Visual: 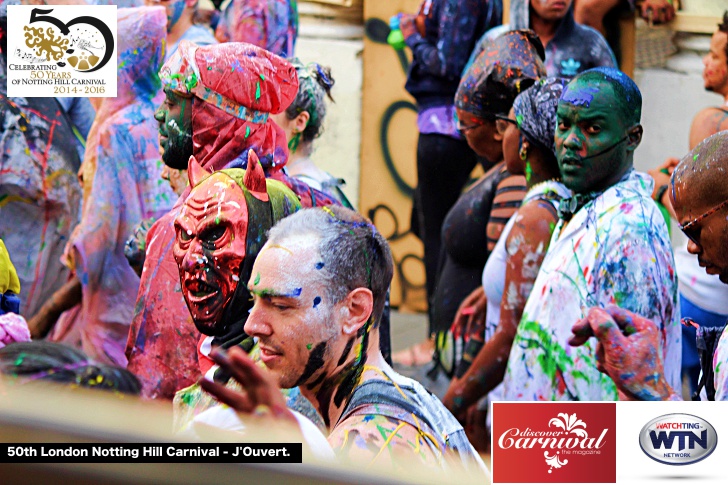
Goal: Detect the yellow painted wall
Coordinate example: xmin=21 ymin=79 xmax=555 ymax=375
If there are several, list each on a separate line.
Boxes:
xmin=360 ymin=0 xmax=425 ymax=312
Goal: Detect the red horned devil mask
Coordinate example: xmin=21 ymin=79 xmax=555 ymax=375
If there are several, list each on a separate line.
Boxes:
xmin=173 ymin=151 xmax=300 ymax=336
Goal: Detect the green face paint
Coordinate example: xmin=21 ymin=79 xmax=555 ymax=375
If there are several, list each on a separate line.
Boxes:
xmin=155 ymin=89 xmax=193 ymax=170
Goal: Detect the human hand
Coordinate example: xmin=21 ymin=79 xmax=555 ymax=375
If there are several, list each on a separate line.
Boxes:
xmin=569 ymin=306 xmax=680 ymax=400
xmin=451 ymin=286 xmax=487 ymax=342
xmin=648 ymin=157 xmax=679 ymax=200
xmin=639 ymin=0 xmax=676 ymax=24
xmin=199 ymin=347 xmax=298 ymax=426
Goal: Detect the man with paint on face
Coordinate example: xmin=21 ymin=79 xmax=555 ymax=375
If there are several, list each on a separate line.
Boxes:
xmin=200 ymin=206 xmax=487 ymax=472
xmin=144 ymin=0 xmax=217 ymax=61
xmin=126 ymin=42 xmax=339 ymax=399
xmin=501 ymin=67 xmax=681 ymax=401
xmin=171 ymin=154 xmax=326 ymax=431
xmin=570 ymin=131 xmax=728 ymax=401
xmin=469 ymin=0 xmax=616 ymax=78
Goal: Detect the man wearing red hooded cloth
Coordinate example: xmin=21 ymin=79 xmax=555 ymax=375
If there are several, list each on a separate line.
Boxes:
xmin=126 ymin=41 xmax=338 ymax=399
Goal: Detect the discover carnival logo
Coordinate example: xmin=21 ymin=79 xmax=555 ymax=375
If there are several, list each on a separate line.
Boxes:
xmin=639 ymin=413 xmax=718 ymax=466
xmin=492 ymin=403 xmax=616 ymax=483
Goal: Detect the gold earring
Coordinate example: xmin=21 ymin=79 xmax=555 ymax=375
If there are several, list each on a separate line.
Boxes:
xmin=519 ymin=145 xmax=528 ymax=161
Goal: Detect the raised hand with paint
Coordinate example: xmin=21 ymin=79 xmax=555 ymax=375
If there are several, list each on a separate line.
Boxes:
xmin=443 ymin=79 xmax=571 ymax=423
xmin=200 ymin=206 xmax=487 ymax=473
xmin=501 ymin=67 xmax=681 ymax=401
xmin=569 ymin=306 xmax=679 ymax=400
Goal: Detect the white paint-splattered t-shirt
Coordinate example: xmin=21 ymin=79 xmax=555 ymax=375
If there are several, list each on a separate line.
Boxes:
xmin=712 ymin=330 xmax=728 ymax=400
xmin=503 ymin=170 xmax=681 ymax=401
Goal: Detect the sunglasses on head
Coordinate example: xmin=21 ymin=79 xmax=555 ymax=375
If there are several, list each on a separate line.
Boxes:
xmin=679 ymin=199 xmax=728 ymax=245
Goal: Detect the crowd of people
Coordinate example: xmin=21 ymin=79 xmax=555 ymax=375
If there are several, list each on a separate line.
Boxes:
xmin=1 ymin=0 xmax=728 ymax=474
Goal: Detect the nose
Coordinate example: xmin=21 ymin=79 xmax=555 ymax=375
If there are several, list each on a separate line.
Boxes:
xmin=161 ymin=165 xmax=170 ymax=181
xmin=181 ymin=238 xmax=205 ymax=273
xmin=703 ymin=53 xmax=710 ymax=67
xmin=686 ymin=239 xmax=701 ymax=255
xmin=562 ymin=129 xmax=582 ymax=150
xmin=154 ymin=107 xmax=164 ymax=123
xmin=244 ymin=302 xmax=272 ymax=338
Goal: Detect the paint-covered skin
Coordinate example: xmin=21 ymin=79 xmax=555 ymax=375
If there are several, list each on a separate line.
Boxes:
xmin=467 ymin=0 xmax=616 ymax=79
xmin=502 ymin=170 xmax=681 ymax=401
xmin=215 ymin=0 xmax=298 ymax=58
xmin=47 ymin=7 xmax=176 ymax=366
xmin=164 ymin=0 xmax=186 ymax=32
xmin=555 ymin=78 xmax=635 ymax=194
xmin=569 ymin=306 xmax=681 ymax=401
xmin=155 ymin=89 xmax=193 ymax=170
xmin=702 ymin=29 xmax=728 ymax=95
xmin=173 ymin=172 xmax=248 ymax=335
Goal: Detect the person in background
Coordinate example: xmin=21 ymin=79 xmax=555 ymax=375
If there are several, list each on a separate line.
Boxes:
xmin=144 ymin=0 xmax=217 ymax=61
xmin=215 ymin=0 xmax=297 ymax=57
xmin=473 ymin=0 xmax=616 ymax=78
xmin=0 ymin=1 xmax=83 ymax=320
xmin=28 ymin=8 xmax=177 ymax=368
xmin=443 ymin=79 xmax=570 ymax=450
xmin=393 ymin=0 xmax=503 ymax=366
xmin=645 ymin=11 xmax=728 ymax=397
xmin=0 ymin=239 xmax=31 ymax=349
xmin=272 ymin=59 xmax=353 ymax=208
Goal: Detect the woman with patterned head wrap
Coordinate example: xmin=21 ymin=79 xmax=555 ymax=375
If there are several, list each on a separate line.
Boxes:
xmin=126 ymin=41 xmax=338 ymax=399
xmin=27 ymin=7 xmax=177 ymax=368
xmin=428 ymin=30 xmax=544 ymax=379
xmin=444 ymin=79 xmax=571 ymax=446
xmin=271 ymin=59 xmax=352 ymax=208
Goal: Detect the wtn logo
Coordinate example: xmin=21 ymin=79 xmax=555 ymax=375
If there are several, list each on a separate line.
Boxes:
xmin=639 ymin=414 xmax=717 ymax=465
xmin=649 ymin=430 xmax=707 ymax=451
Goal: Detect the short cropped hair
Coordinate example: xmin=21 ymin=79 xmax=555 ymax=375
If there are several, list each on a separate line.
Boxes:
xmin=266 ymin=206 xmax=393 ymax=327
xmin=570 ymin=67 xmax=642 ymax=127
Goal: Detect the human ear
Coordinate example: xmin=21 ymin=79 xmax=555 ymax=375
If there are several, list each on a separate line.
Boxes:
xmin=626 ymin=125 xmax=643 ymax=151
xmin=340 ymin=288 xmax=374 ymax=336
xmin=294 ymin=111 xmax=310 ymax=135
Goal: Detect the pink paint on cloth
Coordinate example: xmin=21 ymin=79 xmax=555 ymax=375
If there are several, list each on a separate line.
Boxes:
xmin=49 ymin=7 xmax=176 ymax=367
xmin=0 ymin=313 xmax=31 ymax=349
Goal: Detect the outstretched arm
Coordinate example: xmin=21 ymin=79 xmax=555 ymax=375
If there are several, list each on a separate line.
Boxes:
xmin=569 ymin=306 xmax=681 ymax=400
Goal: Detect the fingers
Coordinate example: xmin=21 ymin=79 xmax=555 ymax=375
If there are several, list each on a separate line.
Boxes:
xmin=568 ymin=317 xmax=594 ymax=346
xmin=586 ymin=307 xmax=627 ymax=345
xmin=604 ymin=305 xmax=658 ymax=336
xmin=210 ymin=347 xmax=264 ymax=391
xmin=199 ymin=377 xmax=254 ymax=413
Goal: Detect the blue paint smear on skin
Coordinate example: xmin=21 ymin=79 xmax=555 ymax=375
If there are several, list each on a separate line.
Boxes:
xmin=561 ymin=86 xmax=599 ymax=107
xmin=167 ymin=0 xmax=186 ymax=31
xmin=313 ymin=296 xmax=321 ymax=308
xmin=315 ymin=262 xmax=324 ymax=270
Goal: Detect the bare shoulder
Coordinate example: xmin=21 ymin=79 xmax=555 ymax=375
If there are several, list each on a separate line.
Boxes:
xmin=690 ymin=107 xmax=728 ymax=148
xmin=508 ymin=200 xmax=559 ymax=242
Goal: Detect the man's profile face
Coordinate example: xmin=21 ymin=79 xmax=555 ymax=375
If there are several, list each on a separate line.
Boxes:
xmin=555 ymin=79 xmax=632 ymax=194
xmin=144 ymin=0 xmax=188 ymax=32
xmin=155 ymin=89 xmax=193 ymax=170
xmin=530 ymin=0 xmax=573 ymax=23
xmin=173 ymin=172 xmax=248 ymax=335
xmin=702 ymin=30 xmax=728 ymax=95
xmin=672 ymin=181 xmax=728 ymax=284
xmin=243 ymin=236 xmax=341 ymax=389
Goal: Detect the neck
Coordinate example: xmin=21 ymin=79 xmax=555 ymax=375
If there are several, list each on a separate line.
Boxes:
xmin=525 ymin=151 xmax=561 ymax=189
xmin=168 ymin=12 xmax=194 ymax=47
xmin=299 ymin=329 xmax=383 ymax=430
xmin=289 ymin=141 xmax=313 ymax=164
xmin=530 ymin=15 xmax=559 ymax=46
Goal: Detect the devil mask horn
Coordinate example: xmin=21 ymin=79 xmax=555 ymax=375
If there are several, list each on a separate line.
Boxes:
xmin=188 ymin=156 xmax=211 ymax=187
xmin=243 ymin=149 xmax=269 ymax=202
